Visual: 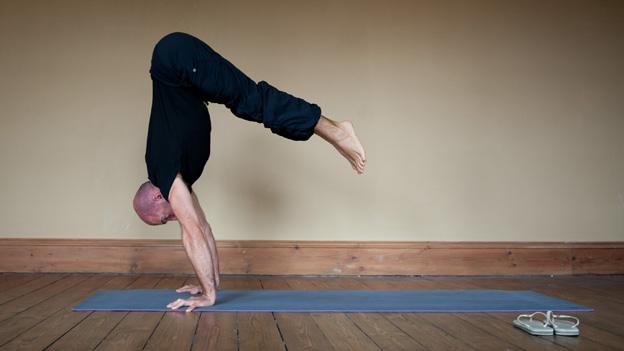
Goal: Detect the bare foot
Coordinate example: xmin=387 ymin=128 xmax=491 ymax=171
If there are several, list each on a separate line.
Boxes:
xmin=328 ymin=121 xmax=367 ymax=174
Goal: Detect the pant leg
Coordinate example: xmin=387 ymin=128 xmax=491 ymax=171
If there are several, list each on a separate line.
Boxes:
xmin=151 ymin=32 xmax=321 ymax=141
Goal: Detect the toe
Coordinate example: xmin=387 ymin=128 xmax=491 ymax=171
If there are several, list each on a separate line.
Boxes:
xmin=358 ymin=161 xmax=365 ymax=173
xmin=356 ymin=158 xmax=364 ymax=170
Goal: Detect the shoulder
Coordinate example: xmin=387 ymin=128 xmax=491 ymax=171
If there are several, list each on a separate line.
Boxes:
xmin=168 ymin=174 xmax=201 ymax=230
xmin=168 ymin=174 xmax=191 ymax=205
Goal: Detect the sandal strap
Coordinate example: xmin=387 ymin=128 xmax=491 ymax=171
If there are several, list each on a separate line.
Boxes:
xmin=551 ymin=313 xmax=580 ymax=328
xmin=516 ymin=311 xmax=550 ymax=326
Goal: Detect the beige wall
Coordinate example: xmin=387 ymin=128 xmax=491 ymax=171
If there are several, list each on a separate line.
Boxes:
xmin=0 ymin=0 xmax=622 ymax=241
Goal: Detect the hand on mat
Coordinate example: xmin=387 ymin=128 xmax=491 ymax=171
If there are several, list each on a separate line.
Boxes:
xmin=167 ymin=295 xmax=215 ymax=312
xmin=176 ymin=284 xmax=202 ymax=295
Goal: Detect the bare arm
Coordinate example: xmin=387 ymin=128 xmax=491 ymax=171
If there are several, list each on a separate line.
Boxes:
xmin=190 ymin=191 xmax=220 ymax=288
xmin=168 ymin=174 xmax=216 ymax=304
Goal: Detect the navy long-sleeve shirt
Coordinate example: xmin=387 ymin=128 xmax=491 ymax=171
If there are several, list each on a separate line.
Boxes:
xmin=145 ymin=32 xmax=321 ymax=201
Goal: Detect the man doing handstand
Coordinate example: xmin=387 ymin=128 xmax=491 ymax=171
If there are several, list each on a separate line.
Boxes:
xmin=133 ymin=32 xmax=366 ymax=312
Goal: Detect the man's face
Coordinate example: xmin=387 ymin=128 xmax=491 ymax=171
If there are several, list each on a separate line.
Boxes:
xmin=151 ymin=193 xmax=177 ymax=225
xmin=134 ymin=183 xmax=177 ymax=225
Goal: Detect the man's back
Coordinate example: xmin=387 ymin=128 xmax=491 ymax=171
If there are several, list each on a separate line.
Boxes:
xmin=146 ymin=33 xmax=214 ymax=201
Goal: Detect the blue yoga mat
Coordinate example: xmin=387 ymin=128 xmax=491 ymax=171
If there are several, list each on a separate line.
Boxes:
xmin=72 ymin=289 xmax=592 ymax=313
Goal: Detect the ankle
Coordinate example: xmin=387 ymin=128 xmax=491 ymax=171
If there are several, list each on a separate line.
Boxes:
xmin=314 ymin=115 xmax=344 ymax=143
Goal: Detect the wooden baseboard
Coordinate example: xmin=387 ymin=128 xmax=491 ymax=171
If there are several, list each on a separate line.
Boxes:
xmin=0 ymin=239 xmax=622 ymax=275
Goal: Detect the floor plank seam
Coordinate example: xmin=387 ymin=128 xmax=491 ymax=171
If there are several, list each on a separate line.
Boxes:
xmin=235 ymin=312 xmax=240 ymax=351
xmin=41 ymin=310 xmax=94 ymax=350
xmin=57 ymin=275 xmax=142 ymax=351
xmin=2 ymin=274 xmax=92 ymax=318
xmin=419 ymin=314 xmax=479 ymax=351
xmin=431 ymin=278 xmax=607 ymax=351
xmin=380 ymin=313 xmax=431 ymax=350
xmin=4 ymin=274 xmax=624 ymax=351
xmin=356 ymin=279 xmax=432 ymax=351
xmin=482 ymin=313 xmax=567 ymax=351
xmin=258 ymin=280 xmax=288 ymax=350
xmin=0 ymin=274 xmax=105 ymax=348
xmin=0 ymin=274 xmax=69 ymax=310
xmin=140 ymin=305 xmax=166 ymax=350
xmin=454 ymin=313 xmax=530 ymax=351
xmin=344 ymin=312 xmax=384 ymax=351
xmin=271 ymin=312 xmax=288 ymax=351
xmin=141 ymin=276 xmax=188 ymax=351
xmin=188 ymin=312 xmax=201 ymax=351
xmin=0 ymin=275 xmax=41 ymax=294
xmin=90 ymin=311 xmax=130 ymax=350
xmin=420 ymin=278 xmax=506 ymax=350
xmin=305 ymin=302 xmax=334 ymax=350
xmin=93 ymin=275 xmax=165 ymax=351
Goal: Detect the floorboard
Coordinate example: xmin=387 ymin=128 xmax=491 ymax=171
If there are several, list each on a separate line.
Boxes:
xmin=325 ymin=278 xmax=429 ymax=351
xmin=0 ymin=274 xmax=66 ymax=305
xmin=234 ymin=278 xmax=287 ymax=351
xmin=93 ymin=276 xmax=187 ymax=351
xmin=1 ymin=275 xmax=135 ymax=350
xmin=47 ymin=274 xmax=160 ymax=351
xmin=143 ymin=275 xmax=199 ymax=351
xmin=187 ymin=274 xmax=239 ymax=351
xmin=0 ymin=274 xmax=89 ymax=323
xmin=0 ymin=273 xmax=41 ymax=293
xmin=358 ymin=278 xmax=478 ymax=351
xmin=191 ymin=310 xmax=237 ymax=351
xmin=425 ymin=276 xmax=621 ymax=350
xmin=261 ymin=277 xmax=336 ymax=351
xmin=0 ymin=274 xmax=110 ymax=347
xmin=0 ymin=274 xmax=621 ymax=350
xmin=287 ymin=278 xmax=383 ymax=351
xmin=455 ymin=313 xmax=569 ymax=351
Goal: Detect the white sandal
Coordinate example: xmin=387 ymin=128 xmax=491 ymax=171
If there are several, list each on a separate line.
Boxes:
xmin=512 ymin=312 xmax=554 ymax=336
xmin=548 ymin=312 xmax=580 ymax=336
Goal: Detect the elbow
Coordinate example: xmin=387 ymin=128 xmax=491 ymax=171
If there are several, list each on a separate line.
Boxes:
xmin=181 ymin=224 xmax=204 ymax=240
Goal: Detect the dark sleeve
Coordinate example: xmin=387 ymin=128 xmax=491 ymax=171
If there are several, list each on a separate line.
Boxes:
xmin=194 ymin=49 xmax=321 ymax=141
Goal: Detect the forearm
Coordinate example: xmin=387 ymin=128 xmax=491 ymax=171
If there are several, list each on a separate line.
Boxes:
xmin=201 ymin=222 xmax=220 ymax=278
xmin=190 ymin=192 xmax=220 ymax=284
xmin=181 ymin=227 xmax=215 ymax=294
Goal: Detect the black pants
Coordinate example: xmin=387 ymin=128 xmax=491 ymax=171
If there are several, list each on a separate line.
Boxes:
xmin=149 ymin=32 xmax=321 ymax=141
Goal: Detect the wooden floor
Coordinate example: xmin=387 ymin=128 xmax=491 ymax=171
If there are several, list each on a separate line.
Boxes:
xmin=0 ymin=274 xmax=622 ymax=351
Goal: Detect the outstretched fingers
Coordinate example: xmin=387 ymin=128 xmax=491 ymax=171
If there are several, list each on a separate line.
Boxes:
xmin=167 ymin=295 xmax=216 ymax=312
xmin=167 ymin=298 xmax=186 ymax=310
xmin=176 ymin=284 xmax=202 ymax=294
xmin=185 ymin=302 xmax=198 ymax=312
xmin=166 ymin=298 xmax=198 ymax=312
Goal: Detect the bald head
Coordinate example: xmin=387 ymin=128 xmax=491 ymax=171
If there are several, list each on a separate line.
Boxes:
xmin=133 ymin=181 xmax=175 ymax=225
